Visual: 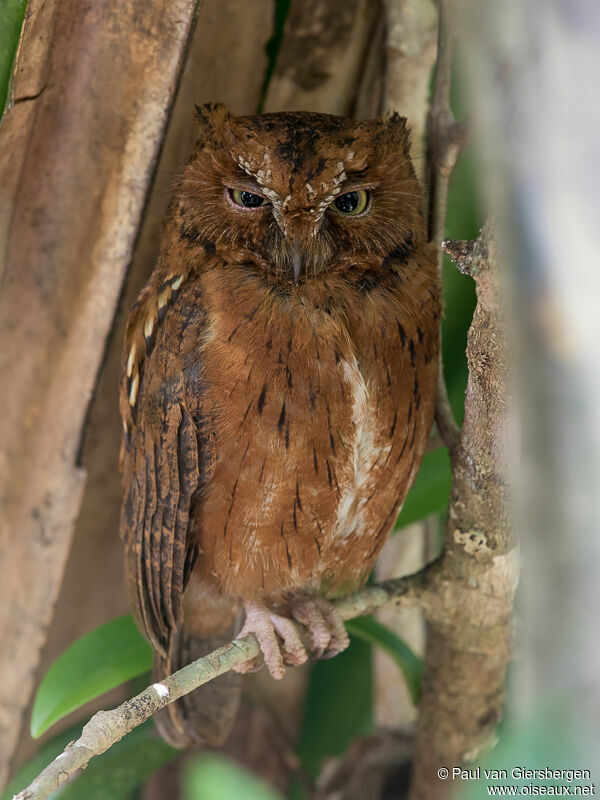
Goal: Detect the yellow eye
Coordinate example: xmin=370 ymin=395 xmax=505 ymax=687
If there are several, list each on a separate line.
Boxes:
xmin=330 ymin=189 xmax=369 ymax=216
xmin=230 ymin=189 xmax=268 ymax=208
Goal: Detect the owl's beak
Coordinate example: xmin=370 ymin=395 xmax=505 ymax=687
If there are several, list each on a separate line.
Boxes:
xmin=279 ymin=216 xmax=320 ymax=283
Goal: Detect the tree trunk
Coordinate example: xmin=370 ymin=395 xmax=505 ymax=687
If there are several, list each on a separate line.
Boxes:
xmin=0 ymin=0 xmax=197 ymax=785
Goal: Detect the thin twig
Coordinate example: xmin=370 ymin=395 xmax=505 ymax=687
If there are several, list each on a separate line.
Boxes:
xmin=428 ymin=0 xmax=468 ymax=456
xmin=14 ymin=568 xmax=438 ymax=800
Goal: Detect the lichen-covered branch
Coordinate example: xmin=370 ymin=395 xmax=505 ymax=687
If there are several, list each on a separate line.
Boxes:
xmin=409 ymin=219 xmax=516 ymax=800
xmin=14 ymin=572 xmax=437 ymax=800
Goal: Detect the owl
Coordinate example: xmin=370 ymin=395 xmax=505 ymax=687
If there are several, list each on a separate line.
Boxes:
xmin=119 ymin=104 xmax=440 ymax=747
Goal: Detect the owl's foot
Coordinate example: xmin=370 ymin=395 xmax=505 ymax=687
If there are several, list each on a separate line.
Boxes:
xmin=234 ymin=597 xmax=350 ymax=679
xmin=234 ymin=602 xmax=308 ymax=680
xmin=290 ymin=596 xmax=349 ymax=659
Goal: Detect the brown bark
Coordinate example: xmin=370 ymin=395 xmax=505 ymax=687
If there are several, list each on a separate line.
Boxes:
xmin=263 ymin=0 xmax=381 ymax=116
xmin=409 ymin=220 xmax=516 ymax=799
xmin=0 ymin=0 xmax=198 ymax=786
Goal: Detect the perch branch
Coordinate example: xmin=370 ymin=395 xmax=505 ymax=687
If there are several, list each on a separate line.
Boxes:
xmin=14 ymin=567 xmax=440 ymax=800
xmin=428 ymin=0 xmax=467 ymax=455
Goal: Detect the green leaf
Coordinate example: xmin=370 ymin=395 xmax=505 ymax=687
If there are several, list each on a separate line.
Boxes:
xmin=31 ymin=615 xmax=152 ymax=738
xmin=184 ymin=754 xmax=284 ymax=800
xmin=290 ymin=635 xmax=373 ymax=799
xmin=345 ymin=617 xmax=422 ymax=704
xmin=395 ymin=447 xmax=452 ymax=529
xmin=0 ymin=0 xmax=27 ymax=117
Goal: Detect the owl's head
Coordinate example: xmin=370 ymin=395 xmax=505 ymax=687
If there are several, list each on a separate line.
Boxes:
xmin=176 ymin=104 xmax=426 ymax=286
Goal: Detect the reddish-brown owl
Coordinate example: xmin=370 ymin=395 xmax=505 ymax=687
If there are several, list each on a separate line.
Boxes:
xmin=119 ymin=104 xmax=440 ymax=747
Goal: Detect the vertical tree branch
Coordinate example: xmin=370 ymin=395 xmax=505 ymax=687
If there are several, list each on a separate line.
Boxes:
xmin=263 ymin=0 xmax=380 ymax=116
xmin=382 ymin=0 xmax=438 ymax=162
xmin=409 ymin=220 xmax=517 ymax=799
xmin=428 ymin=0 xmax=466 ymax=455
xmin=373 ymin=0 xmax=439 ymax=741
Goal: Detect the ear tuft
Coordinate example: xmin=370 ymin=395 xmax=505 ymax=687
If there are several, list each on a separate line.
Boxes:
xmin=194 ymin=103 xmax=232 ymax=129
xmin=385 ymin=111 xmax=408 ymax=131
xmin=383 ymin=111 xmax=411 ymax=158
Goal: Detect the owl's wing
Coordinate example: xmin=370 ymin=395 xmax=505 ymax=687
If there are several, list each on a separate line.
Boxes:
xmin=119 ymin=280 xmax=211 ymax=657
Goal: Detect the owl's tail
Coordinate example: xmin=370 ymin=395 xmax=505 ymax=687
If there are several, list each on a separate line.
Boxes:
xmin=153 ymin=627 xmax=241 ymax=748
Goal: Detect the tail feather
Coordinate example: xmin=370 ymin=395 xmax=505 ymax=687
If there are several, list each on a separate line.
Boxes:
xmin=154 ymin=628 xmax=241 ymax=748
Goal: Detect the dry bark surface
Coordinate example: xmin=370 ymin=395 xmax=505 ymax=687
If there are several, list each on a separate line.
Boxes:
xmin=0 ymin=0 xmax=198 ymax=785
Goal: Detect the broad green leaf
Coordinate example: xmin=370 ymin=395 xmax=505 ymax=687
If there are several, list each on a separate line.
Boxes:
xmin=395 ymin=447 xmax=451 ymax=529
xmin=0 ymin=0 xmax=27 ymax=117
xmin=345 ymin=616 xmax=422 ymax=704
xmin=184 ymin=754 xmax=283 ymax=800
xmin=31 ymin=615 xmax=152 ymax=738
xmin=291 ymin=635 xmax=373 ymax=799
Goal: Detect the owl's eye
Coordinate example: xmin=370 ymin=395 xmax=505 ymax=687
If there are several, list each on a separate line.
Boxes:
xmin=330 ymin=189 xmax=369 ymax=216
xmin=229 ymin=188 xmax=269 ymax=209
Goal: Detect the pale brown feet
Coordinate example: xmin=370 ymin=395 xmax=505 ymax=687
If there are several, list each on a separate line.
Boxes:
xmin=234 ymin=601 xmax=307 ymax=679
xmin=234 ymin=597 xmax=350 ymax=679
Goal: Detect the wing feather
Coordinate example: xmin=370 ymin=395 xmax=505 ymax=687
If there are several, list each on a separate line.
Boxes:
xmin=119 ymin=281 xmax=211 ymax=657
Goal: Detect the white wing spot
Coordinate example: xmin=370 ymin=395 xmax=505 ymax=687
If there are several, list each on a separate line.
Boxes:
xmin=158 ymin=286 xmax=171 ymax=310
xmin=126 ymin=345 xmax=136 ymax=378
xmin=144 ymin=315 xmax=154 ymax=339
xmin=128 ymin=372 xmax=139 ymax=407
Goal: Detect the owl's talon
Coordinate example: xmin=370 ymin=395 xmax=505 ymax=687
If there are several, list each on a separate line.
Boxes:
xmin=234 ymin=601 xmax=308 ymax=679
xmin=291 ymin=597 xmax=350 ymax=659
